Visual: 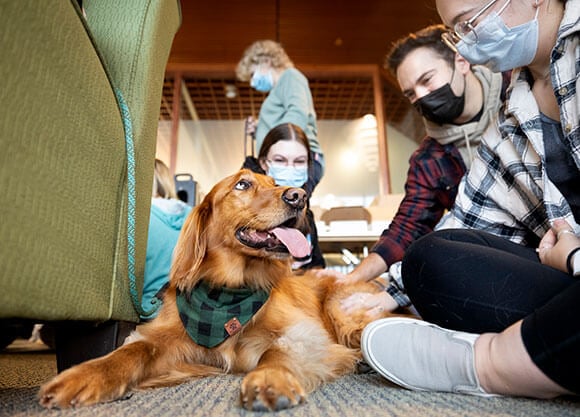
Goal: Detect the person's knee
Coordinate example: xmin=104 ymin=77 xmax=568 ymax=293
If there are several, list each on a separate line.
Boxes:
xmin=402 ymin=233 xmax=438 ymax=294
xmin=403 ymin=236 xmax=427 ymax=275
xmin=403 ymin=229 xmax=481 ymax=274
xmin=403 ymin=231 xmax=447 ymax=267
xmin=402 ymin=230 xmax=460 ymax=295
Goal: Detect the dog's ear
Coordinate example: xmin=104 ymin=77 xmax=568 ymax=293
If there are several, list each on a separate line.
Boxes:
xmin=170 ymin=196 xmax=212 ymax=292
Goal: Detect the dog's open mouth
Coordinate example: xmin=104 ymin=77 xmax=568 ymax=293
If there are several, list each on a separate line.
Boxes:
xmin=236 ymin=221 xmax=310 ymax=259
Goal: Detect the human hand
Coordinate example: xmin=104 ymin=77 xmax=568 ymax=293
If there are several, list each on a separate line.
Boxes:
xmin=538 ymin=219 xmax=580 ymax=273
xmin=340 ymin=292 xmax=397 ymax=316
xmin=315 ymin=268 xmax=345 ymax=280
xmin=315 ymin=268 xmax=365 ymax=286
xmin=245 ymin=116 xmax=257 ymax=138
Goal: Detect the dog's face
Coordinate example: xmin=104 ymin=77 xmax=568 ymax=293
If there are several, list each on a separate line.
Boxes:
xmin=171 ymin=169 xmax=310 ymax=291
xmin=215 ymin=170 xmax=309 ymax=257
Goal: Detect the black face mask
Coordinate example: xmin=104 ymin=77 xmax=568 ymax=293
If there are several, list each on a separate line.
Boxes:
xmin=413 ymin=69 xmax=466 ymax=125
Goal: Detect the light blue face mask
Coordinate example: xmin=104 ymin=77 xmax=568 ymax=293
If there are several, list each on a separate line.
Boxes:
xmin=267 ymin=165 xmax=308 ymax=188
xmin=456 ymin=5 xmax=539 ymax=72
xmin=250 ymin=70 xmax=274 ymax=92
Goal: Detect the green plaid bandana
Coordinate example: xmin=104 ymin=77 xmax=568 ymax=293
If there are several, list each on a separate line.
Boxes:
xmin=176 ymin=280 xmax=269 ymax=348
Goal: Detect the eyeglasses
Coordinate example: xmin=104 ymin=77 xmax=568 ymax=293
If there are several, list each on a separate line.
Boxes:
xmin=265 ymin=158 xmax=308 ymax=169
xmin=442 ymin=0 xmax=510 ymax=51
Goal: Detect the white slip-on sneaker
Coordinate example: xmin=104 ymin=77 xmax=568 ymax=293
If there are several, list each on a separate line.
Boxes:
xmin=361 ymin=317 xmax=498 ymax=397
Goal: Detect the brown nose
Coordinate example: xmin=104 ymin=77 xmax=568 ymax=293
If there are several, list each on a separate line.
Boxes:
xmin=282 ymin=187 xmax=307 ymax=210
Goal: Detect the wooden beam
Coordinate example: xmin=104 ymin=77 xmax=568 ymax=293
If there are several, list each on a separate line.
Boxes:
xmin=373 ymin=67 xmax=390 ymax=195
xmin=165 ymin=63 xmax=236 ymax=77
xmin=379 ymin=66 xmax=400 ymax=91
xmin=301 ymin=64 xmax=378 ymax=78
xmin=165 ymin=63 xmax=380 ymax=78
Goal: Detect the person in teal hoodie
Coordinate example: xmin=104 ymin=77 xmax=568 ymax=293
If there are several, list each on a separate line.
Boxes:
xmin=141 ymin=159 xmax=192 ymax=320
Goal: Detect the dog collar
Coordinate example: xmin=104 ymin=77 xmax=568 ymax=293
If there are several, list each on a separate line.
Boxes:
xmin=176 ymin=280 xmax=269 ymax=348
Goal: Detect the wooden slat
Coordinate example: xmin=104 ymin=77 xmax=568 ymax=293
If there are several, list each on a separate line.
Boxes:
xmin=169 ymin=1 xmax=440 ymax=66
xmin=161 ymin=0 xmax=440 ymax=138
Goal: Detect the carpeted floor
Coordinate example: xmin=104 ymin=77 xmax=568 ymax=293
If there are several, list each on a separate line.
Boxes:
xmin=1 ymin=340 xmax=579 ymax=417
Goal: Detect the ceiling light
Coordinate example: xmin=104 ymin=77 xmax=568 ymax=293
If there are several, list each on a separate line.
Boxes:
xmin=224 ymin=84 xmax=237 ymax=99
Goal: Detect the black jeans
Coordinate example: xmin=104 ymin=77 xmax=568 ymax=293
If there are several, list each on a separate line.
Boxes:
xmin=402 ymin=229 xmax=580 ymax=393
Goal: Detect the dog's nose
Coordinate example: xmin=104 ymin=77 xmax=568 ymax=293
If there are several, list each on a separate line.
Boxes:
xmin=282 ymin=187 xmax=307 ymax=210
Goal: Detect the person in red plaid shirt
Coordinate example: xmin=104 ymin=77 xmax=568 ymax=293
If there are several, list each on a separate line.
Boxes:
xmin=319 ymin=25 xmax=506 ymax=314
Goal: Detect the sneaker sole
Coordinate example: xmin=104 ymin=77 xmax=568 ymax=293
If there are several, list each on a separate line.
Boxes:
xmin=361 ymin=317 xmax=436 ymax=392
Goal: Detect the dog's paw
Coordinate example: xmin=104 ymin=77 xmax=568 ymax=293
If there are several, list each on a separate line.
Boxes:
xmin=240 ymin=368 xmax=306 ymax=411
xmin=39 ymin=363 xmax=128 ymax=409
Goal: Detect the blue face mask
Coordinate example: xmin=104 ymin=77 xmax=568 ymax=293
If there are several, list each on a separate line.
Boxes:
xmin=267 ymin=165 xmax=308 ymax=188
xmin=250 ymin=70 xmax=274 ymax=92
xmin=456 ymin=6 xmax=539 ymax=72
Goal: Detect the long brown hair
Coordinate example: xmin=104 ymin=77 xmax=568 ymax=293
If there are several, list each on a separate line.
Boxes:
xmin=258 ymin=123 xmax=311 ymax=165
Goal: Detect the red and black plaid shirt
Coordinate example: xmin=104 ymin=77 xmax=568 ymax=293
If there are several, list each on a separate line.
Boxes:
xmin=372 ymin=137 xmax=466 ymax=266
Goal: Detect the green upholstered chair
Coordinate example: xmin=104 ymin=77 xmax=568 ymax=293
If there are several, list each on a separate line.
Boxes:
xmin=0 ymin=0 xmax=181 ymax=370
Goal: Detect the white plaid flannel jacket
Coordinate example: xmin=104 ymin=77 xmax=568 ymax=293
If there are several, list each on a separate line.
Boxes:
xmin=437 ymin=1 xmax=580 ymax=246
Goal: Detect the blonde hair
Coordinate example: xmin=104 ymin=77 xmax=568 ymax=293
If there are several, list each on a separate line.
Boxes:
xmin=236 ymin=40 xmax=294 ymax=81
xmin=152 ymin=159 xmax=177 ymax=199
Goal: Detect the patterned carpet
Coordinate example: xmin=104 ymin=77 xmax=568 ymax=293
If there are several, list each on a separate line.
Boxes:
xmin=1 ymin=340 xmax=579 ymax=417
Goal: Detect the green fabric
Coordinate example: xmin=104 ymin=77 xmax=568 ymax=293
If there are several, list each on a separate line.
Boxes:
xmin=84 ymin=0 xmax=181 ymax=320
xmin=176 ymin=282 xmax=269 ymax=348
xmin=0 ymin=0 xmax=125 ymax=320
xmin=0 ymin=0 xmax=180 ymax=322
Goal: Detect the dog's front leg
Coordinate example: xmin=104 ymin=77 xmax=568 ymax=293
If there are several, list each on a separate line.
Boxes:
xmin=39 ymin=340 xmax=156 ymax=409
xmin=240 ymin=348 xmax=306 ymax=411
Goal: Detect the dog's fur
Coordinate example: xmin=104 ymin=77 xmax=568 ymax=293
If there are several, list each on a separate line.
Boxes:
xmin=39 ymin=169 xmax=404 ymax=411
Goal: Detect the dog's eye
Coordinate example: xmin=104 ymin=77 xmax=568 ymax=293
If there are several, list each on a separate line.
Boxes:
xmin=235 ymin=180 xmax=251 ymax=190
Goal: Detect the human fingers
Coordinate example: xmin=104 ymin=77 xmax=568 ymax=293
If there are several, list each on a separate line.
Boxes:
xmin=340 ymin=293 xmax=372 ymax=314
xmin=315 ymin=268 xmax=345 ymax=281
xmin=539 ymin=222 xmax=580 ymax=272
xmin=245 ymin=116 xmax=256 ymax=134
xmin=537 ymin=229 xmax=556 ymax=258
xmin=320 ymin=269 xmax=361 ymax=286
xmin=552 ymin=219 xmax=577 ymax=241
xmin=364 ymin=305 xmax=386 ymax=319
xmin=549 ymin=219 xmax=580 ymax=256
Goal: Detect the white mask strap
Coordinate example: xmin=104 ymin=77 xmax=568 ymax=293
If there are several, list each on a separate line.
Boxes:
xmin=497 ymin=0 xmax=512 ymax=16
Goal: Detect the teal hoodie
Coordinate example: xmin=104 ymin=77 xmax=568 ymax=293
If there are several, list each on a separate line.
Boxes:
xmin=141 ymin=198 xmax=192 ymax=319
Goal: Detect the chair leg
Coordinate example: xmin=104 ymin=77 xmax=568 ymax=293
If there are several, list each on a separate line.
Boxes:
xmin=54 ymin=320 xmax=136 ymax=372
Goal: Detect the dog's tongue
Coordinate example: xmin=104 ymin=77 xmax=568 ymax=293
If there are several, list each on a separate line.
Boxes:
xmin=271 ymin=227 xmax=310 ymax=259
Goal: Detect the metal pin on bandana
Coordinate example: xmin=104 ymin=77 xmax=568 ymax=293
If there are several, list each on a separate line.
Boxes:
xmin=225 ymin=317 xmax=243 ymax=336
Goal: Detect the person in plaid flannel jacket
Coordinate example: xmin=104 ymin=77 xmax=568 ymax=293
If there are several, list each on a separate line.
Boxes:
xmin=319 ymin=25 xmax=507 ymax=314
xmin=359 ymin=0 xmax=579 ymax=400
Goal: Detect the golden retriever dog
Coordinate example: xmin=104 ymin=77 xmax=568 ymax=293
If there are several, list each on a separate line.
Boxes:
xmin=39 ymin=169 xmax=403 ymax=411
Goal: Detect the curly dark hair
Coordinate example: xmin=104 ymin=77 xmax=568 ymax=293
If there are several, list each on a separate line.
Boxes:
xmin=385 ymin=24 xmax=455 ymax=76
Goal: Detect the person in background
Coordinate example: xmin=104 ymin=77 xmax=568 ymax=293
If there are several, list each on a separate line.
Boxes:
xmin=141 ymin=159 xmax=192 ymax=319
xmin=243 ymin=123 xmax=325 ymax=270
xmin=361 ymin=0 xmax=580 ymax=399
xmin=236 ymin=40 xmax=324 ymax=196
xmin=318 ymin=25 xmax=506 ymax=314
